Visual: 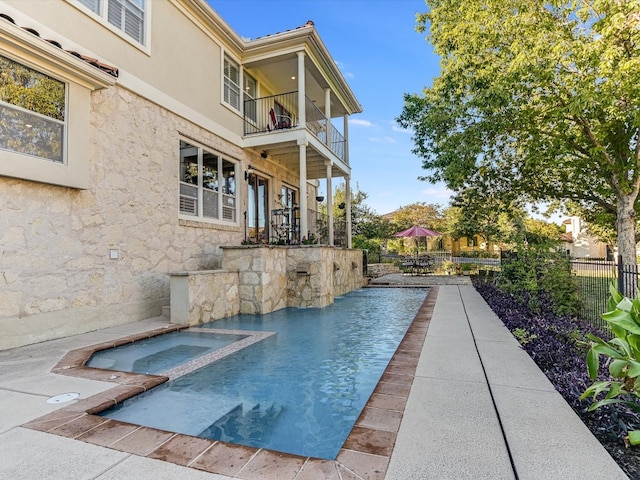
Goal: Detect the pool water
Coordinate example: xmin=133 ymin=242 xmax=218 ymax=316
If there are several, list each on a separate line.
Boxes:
xmin=99 ymin=287 xmax=427 ymax=459
xmin=87 ymin=331 xmax=247 ymax=374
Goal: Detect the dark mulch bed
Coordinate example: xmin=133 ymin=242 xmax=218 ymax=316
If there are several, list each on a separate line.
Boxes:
xmin=472 ymin=278 xmax=640 ymax=479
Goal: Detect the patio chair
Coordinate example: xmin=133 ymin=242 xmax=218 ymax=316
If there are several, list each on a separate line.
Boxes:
xmin=269 ymin=108 xmax=292 ymax=130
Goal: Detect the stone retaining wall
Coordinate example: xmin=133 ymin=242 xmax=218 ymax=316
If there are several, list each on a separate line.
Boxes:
xmin=367 ymin=263 xmax=401 ymax=278
xmin=170 ymin=246 xmax=366 ymax=325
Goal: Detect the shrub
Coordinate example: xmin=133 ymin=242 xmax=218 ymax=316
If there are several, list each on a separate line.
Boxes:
xmin=497 ymin=247 xmax=580 ymax=317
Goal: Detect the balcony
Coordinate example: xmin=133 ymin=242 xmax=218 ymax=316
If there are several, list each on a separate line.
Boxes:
xmin=244 ymin=92 xmax=346 ymax=164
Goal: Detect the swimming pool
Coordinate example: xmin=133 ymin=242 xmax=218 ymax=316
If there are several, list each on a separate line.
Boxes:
xmin=99 ymin=287 xmax=427 ymax=459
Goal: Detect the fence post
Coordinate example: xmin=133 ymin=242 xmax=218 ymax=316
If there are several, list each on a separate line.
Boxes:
xmin=617 ymin=254 xmax=624 ymax=294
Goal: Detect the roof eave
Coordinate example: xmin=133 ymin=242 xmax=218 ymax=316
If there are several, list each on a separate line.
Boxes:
xmin=245 ymin=26 xmax=362 ymax=115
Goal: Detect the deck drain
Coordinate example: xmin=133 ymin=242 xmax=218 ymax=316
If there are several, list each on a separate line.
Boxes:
xmin=46 ymin=392 xmax=80 ymax=404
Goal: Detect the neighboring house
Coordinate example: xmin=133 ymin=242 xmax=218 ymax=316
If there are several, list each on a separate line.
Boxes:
xmin=562 ymin=217 xmax=610 ymax=259
xmin=388 ymin=233 xmax=500 ymax=256
xmin=0 ymin=0 xmax=362 ymax=349
xmin=440 ymin=235 xmax=501 ymax=256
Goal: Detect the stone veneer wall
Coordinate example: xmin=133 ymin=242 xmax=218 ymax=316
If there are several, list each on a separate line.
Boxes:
xmin=0 ymin=86 xmax=247 ymax=350
xmin=367 ymin=263 xmax=402 ymax=278
xmin=170 ymin=246 xmax=366 ymax=325
xmin=170 ymin=270 xmax=240 ymax=325
xmin=221 ymin=246 xmax=289 ymax=314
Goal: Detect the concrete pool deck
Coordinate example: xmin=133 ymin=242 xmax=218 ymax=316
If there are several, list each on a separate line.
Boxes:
xmin=0 ymin=281 xmax=629 ymax=479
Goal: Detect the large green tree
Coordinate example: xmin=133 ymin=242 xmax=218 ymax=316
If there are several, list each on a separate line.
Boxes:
xmin=388 ymin=202 xmax=444 ymax=231
xmin=398 ymin=1 xmax=640 ymax=265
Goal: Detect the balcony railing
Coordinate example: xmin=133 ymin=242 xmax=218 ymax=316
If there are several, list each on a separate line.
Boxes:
xmin=268 ymin=207 xmax=346 ymax=246
xmin=244 ymin=92 xmax=346 ymax=162
xmin=307 ymin=209 xmax=347 ymax=247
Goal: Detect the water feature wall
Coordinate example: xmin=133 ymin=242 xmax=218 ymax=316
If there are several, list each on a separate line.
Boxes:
xmin=170 ymin=246 xmax=366 ymax=325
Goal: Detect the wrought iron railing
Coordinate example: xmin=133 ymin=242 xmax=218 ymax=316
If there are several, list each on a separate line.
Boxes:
xmin=244 ymin=92 xmax=346 ymax=162
xmin=307 ymin=210 xmax=346 ymax=246
xmin=244 ymin=92 xmax=298 ymax=135
xmin=305 ymin=97 xmax=328 ymax=142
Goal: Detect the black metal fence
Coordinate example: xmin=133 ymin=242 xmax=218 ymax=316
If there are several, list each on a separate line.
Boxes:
xmin=377 ymin=251 xmax=501 ymax=272
xmin=571 ymin=259 xmax=616 ymax=330
xmin=374 ymin=251 xmax=638 ymax=330
xmin=571 ymin=257 xmax=639 ymax=330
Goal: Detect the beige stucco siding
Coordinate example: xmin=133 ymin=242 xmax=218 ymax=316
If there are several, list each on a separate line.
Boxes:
xmin=3 ymin=0 xmax=244 ymax=133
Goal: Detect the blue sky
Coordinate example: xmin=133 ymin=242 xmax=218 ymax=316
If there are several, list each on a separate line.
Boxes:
xmin=209 ymin=0 xmax=451 ymax=215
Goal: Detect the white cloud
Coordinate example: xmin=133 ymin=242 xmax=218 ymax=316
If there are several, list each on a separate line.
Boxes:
xmin=367 ymin=136 xmax=397 ymax=144
xmin=392 ymin=124 xmax=411 ymax=133
xmin=350 ymin=119 xmax=376 ymax=127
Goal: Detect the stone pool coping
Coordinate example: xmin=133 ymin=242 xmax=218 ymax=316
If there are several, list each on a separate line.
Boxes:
xmin=21 ymin=287 xmax=437 ymax=480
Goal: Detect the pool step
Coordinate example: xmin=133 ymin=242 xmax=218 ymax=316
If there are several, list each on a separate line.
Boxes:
xmin=199 ymin=402 xmax=284 ymax=443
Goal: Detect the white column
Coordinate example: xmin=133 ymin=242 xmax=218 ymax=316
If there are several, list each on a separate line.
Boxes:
xmin=325 ymin=161 xmax=333 ymax=246
xmin=298 ymin=139 xmax=308 ymax=239
xmin=343 ymin=114 xmax=349 ymax=164
xmin=297 ymin=52 xmax=306 ymax=126
xmin=324 ymin=88 xmax=331 ymax=147
xmin=345 ymin=176 xmax=352 ymax=248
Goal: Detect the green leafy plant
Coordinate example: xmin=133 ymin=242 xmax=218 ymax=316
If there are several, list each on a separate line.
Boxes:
xmin=512 ymin=327 xmax=537 ymax=345
xmin=301 ymin=233 xmax=319 ymax=245
xmin=497 ymin=247 xmax=580 ymax=316
xmin=581 ymin=284 xmax=640 ymax=446
xmin=241 ymin=238 xmax=265 ymax=245
xmin=441 ymin=260 xmax=460 ymax=275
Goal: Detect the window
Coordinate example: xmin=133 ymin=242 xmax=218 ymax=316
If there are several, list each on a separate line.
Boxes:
xmin=0 ymin=19 xmax=115 ymax=188
xmin=243 ymin=72 xmax=257 ymax=122
xmin=77 ymin=0 xmax=145 ymax=45
xmin=179 ymin=140 xmax=237 ymax=222
xmin=223 ymin=56 xmax=240 ymax=111
xmin=0 ymin=55 xmax=65 ymax=163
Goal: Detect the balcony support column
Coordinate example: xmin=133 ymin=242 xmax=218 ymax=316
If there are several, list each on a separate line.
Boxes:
xmin=343 ymin=114 xmax=349 ymax=165
xmin=324 ymin=88 xmax=332 ymax=147
xmin=297 ymin=52 xmax=306 ymax=126
xmin=298 ymin=139 xmax=308 ymax=239
xmin=325 ymin=161 xmax=334 ymax=246
xmin=345 ymin=175 xmax=352 ymax=248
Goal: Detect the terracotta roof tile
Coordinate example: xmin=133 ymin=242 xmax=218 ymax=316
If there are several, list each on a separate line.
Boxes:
xmin=252 ymin=20 xmax=315 ymax=41
xmin=0 ymin=13 xmax=118 ymax=78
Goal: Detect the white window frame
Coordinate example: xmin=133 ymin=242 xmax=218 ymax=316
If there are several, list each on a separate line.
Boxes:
xmin=243 ymin=72 xmax=257 ymax=123
xmin=223 ymin=55 xmax=241 ymax=112
xmin=0 ymin=19 xmax=115 ymax=189
xmin=0 ymin=55 xmax=67 ymax=164
xmin=179 ymin=139 xmax=238 ymax=225
xmin=69 ymin=0 xmax=149 ymax=50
